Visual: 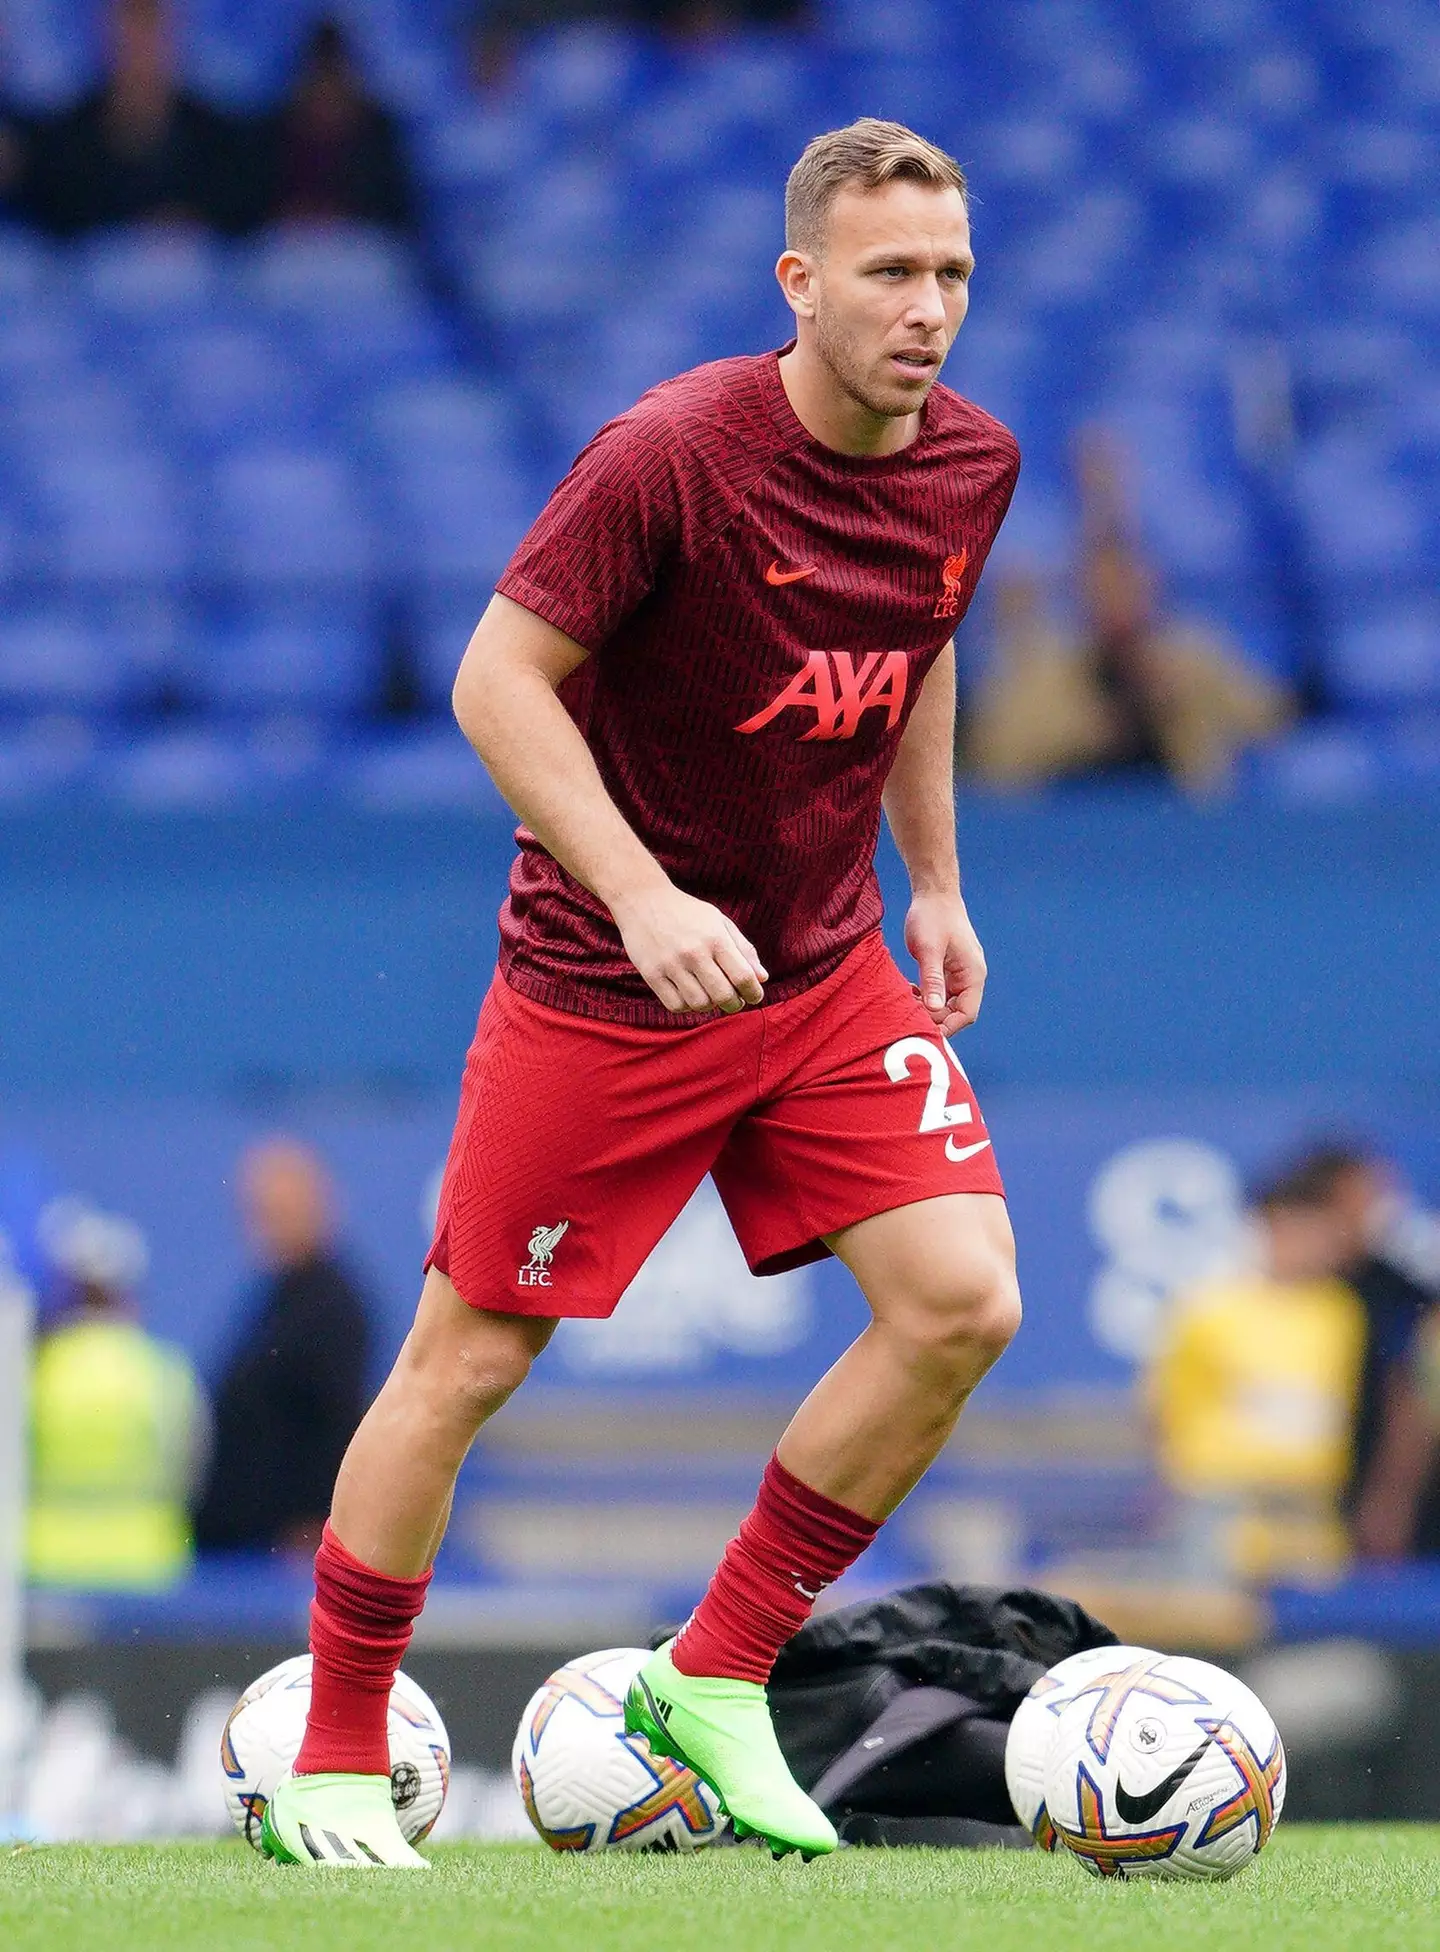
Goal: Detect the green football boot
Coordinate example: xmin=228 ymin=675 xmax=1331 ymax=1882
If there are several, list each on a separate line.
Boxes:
xmin=624 ymin=1639 xmax=838 ymax=1860
xmin=260 ymin=1770 xmax=431 ymax=1869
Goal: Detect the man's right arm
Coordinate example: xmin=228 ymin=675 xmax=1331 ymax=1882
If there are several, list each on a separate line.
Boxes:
xmin=453 ymin=593 xmax=766 ymax=1015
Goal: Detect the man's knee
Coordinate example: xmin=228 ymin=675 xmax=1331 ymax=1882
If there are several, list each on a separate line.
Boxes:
xmin=883 ymin=1252 xmax=1022 ymax=1382
xmin=401 ymin=1269 xmax=555 ymax=1427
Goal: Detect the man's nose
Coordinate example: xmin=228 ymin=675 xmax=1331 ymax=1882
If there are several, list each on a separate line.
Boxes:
xmin=906 ymin=276 xmax=949 ymax=331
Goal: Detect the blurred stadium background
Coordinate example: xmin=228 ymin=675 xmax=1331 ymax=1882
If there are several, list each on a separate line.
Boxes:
xmin=1 ymin=0 xmax=1438 ymax=1845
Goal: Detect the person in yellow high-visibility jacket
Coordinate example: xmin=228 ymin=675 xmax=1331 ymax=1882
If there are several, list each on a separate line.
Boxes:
xmin=26 ymin=1200 xmax=206 ymax=1591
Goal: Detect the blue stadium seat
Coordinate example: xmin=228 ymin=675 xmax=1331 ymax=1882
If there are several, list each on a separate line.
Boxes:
xmin=0 ymin=370 xmax=145 ymax=460
xmin=1361 ymin=217 xmax=1440 ymax=328
xmin=331 ymin=0 xmax=453 ymax=114
xmin=33 ymin=450 xmax=189 ymax=585
xmin=1289 ymin=325 xmax=1424 ymax=446
xmin=821 ymin=0 xmax=947 ymax=59
xmin=1005 ymin=185 xmax=1151 ymax=316
xmin=342 ymin=727 xmax=507 ymax=811
xmin=949 ymin=314 xmax=1048 ymax=433
xmin=180 ymin=599 xmax=380 ymax=716
xmin=0 ymin=494 xmax=23 ymax=584
xmin=100 ymin=726 xmax=271 ymax=809
xmin=413 ymin=101 xmax=547 ymax=204
xmin=1290 ymin=440 xmax=1433 ymax=592
xmin=505 ymin=20 xmax=651 ymax=137
xmin=1324 ymin=598 xmax=1440 ymax=712
xmin=0 ymin=226 xmax=58 ymax=307
xmin=408 ymin=589 xmax=480 ymax=712
xmin=361 ymin=374 xmax=518 ymax=467
xmin=143 ymin=323 xmax=330 ymax=454
xmin=203 ymin=446 xmax=376 ymax=586
xmin=0 ymin=306 xmax=90 ymax=396
xmin=386 ymin=459 xmax=533 ymax=585
xmin=1322 ymin=122 xmax=1436 ymax=236
xmin=245 ymin=223 xmax=416 ymax=317
xmin=0 ymin=609 xmax=128 ymax=711
xmin=70 ymin=230 xmax=222 ymax=335
xmin=0 ymin=0 xmax=99 ymax=107
xmin=1242 ymin=721 xmax=1386 ymax=805
xmin=300 ymin=299 xmax=456 ymax=389
xmin=0 ymin=715 xmax=97 ymax=802
xmin=180 ymin=0 xmax=293 ymax=109
xmin=980 ymin=468 xmax=1074 ymax=575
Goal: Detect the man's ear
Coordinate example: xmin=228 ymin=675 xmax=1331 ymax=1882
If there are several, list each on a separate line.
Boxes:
xmin=776 ymin=249 xmax=817 ymax=321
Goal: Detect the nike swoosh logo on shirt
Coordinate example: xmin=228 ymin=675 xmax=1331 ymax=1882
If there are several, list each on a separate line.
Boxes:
xmin=1113 ymin=1734 xmax=1213 ymax=1825
xmin=946 ymin=1137 xmax=993 ymax=1164
xmin=766 ymin=560 xmax=817 ymax=585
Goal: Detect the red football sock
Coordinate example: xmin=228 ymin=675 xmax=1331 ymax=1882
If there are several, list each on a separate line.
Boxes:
xmin=671 ymin=1454 xmax=879 ymax=1686
xmin=294 ymin=1523 xmax=433 ymax=1777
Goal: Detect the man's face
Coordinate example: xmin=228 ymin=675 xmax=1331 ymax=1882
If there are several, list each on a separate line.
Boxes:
xmin=1265 ymin=1204 xmax=1347 ymax=1285
xmin=800 ymin=179 xmax=974 ymax=421
xmin=1324 ymin=1161 xmax=1394 ymax=1261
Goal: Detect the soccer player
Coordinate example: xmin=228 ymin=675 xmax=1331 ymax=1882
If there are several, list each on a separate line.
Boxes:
xmin=263 ymin=117 xmax=1022 ymax=1868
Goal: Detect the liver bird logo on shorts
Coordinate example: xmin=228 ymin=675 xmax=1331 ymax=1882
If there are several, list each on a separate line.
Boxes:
xmin=933 ymin=549 xmax=969 ymax=619
xmin=520 ymin=1219 xmax=570 ymax=1287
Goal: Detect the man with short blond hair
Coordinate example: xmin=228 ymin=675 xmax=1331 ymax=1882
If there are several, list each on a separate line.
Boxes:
xmin=264 ymin=118 xmax=1022 ymax=1869
xmin=784 ymin=117 xmax=968 ymax=254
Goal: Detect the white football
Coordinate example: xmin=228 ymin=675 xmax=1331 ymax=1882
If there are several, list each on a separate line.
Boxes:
xmin=1042 ymin=1651 xmax=1285 ymax=1880
xmin=219 ymin=1654 xmax=451 ymax=1850
xmin=1005 ymin=1643 xmax=1160 ymax=1848
xmin=512 ymin=1647 xmax=728 ymax=1853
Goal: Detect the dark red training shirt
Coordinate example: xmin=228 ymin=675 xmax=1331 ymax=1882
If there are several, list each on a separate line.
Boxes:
xmin=494 ymin=345 xmax=1019 ymax=1025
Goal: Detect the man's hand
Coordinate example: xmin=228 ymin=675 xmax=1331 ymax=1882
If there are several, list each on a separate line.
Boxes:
xmin=612 ymin=883 xmax=768 ymax=1015
xmin=905 ymin=891 xmax=987 ymax=1035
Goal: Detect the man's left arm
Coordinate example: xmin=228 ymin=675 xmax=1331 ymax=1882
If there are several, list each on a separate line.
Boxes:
xmin=882 ymin=640 xmax=987 ymax=1035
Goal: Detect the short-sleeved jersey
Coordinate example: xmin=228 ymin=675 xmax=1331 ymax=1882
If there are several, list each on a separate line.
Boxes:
xmin=494 ymin=345 xmax=1019 ymax=1024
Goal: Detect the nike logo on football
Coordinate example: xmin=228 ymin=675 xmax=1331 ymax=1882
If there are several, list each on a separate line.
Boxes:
xmin=766 ymin=560 xmax=817 ymax=585
xmin=1113 ymin=1733 xmax=1213 ymax=1824
xmin=946 ymin=1137 xmax=993 ymax=1164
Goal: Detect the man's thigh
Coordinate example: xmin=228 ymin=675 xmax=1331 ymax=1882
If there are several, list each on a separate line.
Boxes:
xmin=428 ymin=974 xmax=760 ymax=1318
xmin=825 ymin=1191 xmax=1016 ymax=1325
xmin=712 ymin=933 xmax=1005 ymax=1277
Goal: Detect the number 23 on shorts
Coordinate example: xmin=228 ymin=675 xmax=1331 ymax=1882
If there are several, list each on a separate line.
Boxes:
xmin=884 ymin=1035 xmax=993 ymax=1164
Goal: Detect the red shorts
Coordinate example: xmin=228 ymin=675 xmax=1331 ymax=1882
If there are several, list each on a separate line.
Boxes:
xmin=427 ymin=929 xmax=1004 ymax=1318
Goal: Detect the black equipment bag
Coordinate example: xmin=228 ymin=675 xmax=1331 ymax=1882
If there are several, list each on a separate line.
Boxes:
xmin=661 ymin=1581 xmax=1118 ymax=1848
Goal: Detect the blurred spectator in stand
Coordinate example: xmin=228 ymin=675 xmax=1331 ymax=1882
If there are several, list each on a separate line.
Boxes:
xmin=461 ymin=0 xmax=809 ymax=87
xmin=963 ymin=433 xmax=1291 ymax=796
xmin=0 ymin=114 xmax=30 ymax=217
xmin=260 ymin=18 xmax=416 ymax=232
xmin=1147 ymin=1164 xmax=1365 ymax=1585
xmin=194 ymin=1139 xmax=372 ymax=1557
xmin=962 ymin=566 xmax=1115 ymax=786
xmin=1284 ymin=1144 xmax=1440 ymax=1563
xmin=27 ymin=1197 xmax=206 ymax=1591
xmin=22 ymin=0 xmax=261 ymax=237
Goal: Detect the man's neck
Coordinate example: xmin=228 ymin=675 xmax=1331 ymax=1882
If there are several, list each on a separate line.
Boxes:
xmin=777 ymin=344 xmax=921 ymax=459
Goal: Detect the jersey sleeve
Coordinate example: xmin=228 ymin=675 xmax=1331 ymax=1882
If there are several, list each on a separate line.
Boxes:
xmin=496 ymin=409 xmax=685 ymax=653
xmin=974 ymin=430 xmax=1021 ymax=578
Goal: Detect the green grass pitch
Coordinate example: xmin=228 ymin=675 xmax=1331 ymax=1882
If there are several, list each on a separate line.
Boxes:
xmin=4 ymin=1828 xmax=1439 ymax=1952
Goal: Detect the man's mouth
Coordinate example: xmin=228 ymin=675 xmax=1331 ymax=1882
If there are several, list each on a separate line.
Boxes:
xmin=890 ymin=348 xmax=940 ymax=373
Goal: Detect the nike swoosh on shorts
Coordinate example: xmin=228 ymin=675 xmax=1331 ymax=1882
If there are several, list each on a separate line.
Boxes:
xmin=946 ymin=1137 xmax=993 ymax=1163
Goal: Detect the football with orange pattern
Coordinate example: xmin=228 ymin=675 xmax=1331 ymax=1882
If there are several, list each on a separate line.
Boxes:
xmin=1041 ymin=1651 xmax=1285 ymax=1880
xmin=512 ymin=1648 xmax=727 ymax=1853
